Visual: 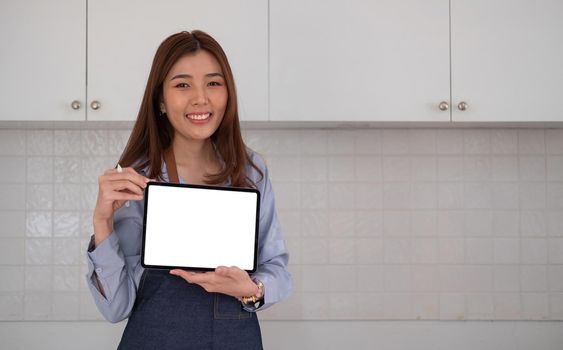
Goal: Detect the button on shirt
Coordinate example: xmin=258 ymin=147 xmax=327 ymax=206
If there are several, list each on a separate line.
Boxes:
xmin=86 ymin=151 xmax=292 ymax=323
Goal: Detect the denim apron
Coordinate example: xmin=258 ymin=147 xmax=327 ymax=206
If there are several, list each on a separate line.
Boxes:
xmin=117 ymin=148 xmax=263 ymax=350
xmin=117 ymin=269 xmax=263 ymax=349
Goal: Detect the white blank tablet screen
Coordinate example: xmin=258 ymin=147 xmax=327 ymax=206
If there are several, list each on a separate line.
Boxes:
xmin=143 ymin=184 xmax=258 ymax=271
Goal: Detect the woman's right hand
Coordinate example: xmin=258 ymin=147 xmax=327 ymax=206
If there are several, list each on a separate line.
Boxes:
xmin=92 ymin=166 xmax=150 ymax=246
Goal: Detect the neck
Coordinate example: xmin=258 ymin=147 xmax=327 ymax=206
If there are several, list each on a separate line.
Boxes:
xmin=170 ymin=135 xmax=216 ymax=167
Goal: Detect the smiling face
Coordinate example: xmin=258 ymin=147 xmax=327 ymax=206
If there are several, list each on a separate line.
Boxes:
xmin=161 ymin=49 xmax=228 ymax=143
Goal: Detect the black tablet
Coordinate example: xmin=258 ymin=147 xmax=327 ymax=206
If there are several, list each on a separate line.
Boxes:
xmin=141 ymin=182 xmax=260 ymax=272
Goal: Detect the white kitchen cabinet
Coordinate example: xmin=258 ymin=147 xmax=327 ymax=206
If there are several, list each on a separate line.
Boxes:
xmin=269 ymin=0 xmax=451 ymax=122
xmin=271 ymin=0 xmax=563 ymax=123
xmin=88 ymin=0 xmax=268 ymax=121
xmin=0 ymin=0 xmax=86 ymax=121
xmin=4 ymin=0 xmax=561 ymax=124
xmin=451 ymin=0 xmax=563 ymax=122
xmin=0 ymin=0 xmax=267 ymax=122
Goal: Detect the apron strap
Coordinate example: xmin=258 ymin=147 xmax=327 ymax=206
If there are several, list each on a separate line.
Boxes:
xmin=163 ymin=147 xmax=179 ymax=184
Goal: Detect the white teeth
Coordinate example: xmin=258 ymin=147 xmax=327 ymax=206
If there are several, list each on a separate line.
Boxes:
xmin=187 ymin=113 xmax=210 ymax=120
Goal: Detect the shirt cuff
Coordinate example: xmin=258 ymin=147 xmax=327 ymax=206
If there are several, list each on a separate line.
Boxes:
xmin=86 ymin=233 xmax=125 ymax=302
xmin=88 ymin=233 xmax=124 ymax=276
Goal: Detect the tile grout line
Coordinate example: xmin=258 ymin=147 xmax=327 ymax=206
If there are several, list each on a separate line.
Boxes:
xmin=543 ymin=129 xmax=552 ymax=319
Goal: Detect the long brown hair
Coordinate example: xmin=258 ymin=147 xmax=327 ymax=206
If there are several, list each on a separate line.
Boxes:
xmin=118 ymin=30 xmax=262 ymax=188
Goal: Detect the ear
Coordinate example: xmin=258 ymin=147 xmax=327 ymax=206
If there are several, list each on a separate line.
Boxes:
xmin=159 ymin=102 xmax=166 ymax=115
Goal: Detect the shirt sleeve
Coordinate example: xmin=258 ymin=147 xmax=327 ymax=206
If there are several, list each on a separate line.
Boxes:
xmin=85 ymin=203 xmax=145 ymax=323
xmin=245 ymin=153 xmax=293 ymax=312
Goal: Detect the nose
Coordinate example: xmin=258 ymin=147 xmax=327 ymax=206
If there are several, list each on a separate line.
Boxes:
xmin=190 ymin=85 xmax=208 ymax=106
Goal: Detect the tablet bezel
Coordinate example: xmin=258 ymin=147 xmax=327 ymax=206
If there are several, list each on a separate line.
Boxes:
xmin=141 ymin=181 xmax=260 ymax=273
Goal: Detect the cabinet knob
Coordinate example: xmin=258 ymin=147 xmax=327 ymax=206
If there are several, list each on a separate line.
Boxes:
xmin=70 ymin=100 xmax=81 ymax=110
xmin=457 ymin=101 xmax=468 ymax=111
xmin=438 ymin=101 xmax=449 ymax=111
xmin=90 ymin=100 xmax=101 ymax=110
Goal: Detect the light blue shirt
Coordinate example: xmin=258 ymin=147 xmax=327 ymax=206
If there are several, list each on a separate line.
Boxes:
xmin=86 ymin=151 xmax=292 ymax=323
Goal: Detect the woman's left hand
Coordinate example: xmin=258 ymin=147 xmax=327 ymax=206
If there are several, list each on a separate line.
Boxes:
xmin=169 ymin=266 xmax=258 ymax=298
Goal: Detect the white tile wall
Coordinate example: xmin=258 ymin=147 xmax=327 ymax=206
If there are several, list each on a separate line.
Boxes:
xmin=1 ymin=127 xmax=563 ymax=321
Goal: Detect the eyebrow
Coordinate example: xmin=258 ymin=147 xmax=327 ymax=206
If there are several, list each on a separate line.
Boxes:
xmin=170 ymin=73 xmax=224 ymax=80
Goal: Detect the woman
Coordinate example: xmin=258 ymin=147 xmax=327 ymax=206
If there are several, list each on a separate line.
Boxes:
xmin=86 ymin=30 xmax=292 ymax=349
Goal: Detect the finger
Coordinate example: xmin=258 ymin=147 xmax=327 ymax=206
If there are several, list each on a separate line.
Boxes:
xmin=215 ymin=266 xmax=229 ymax=276
xmin=98 ymin=176 xmax=147 ymax=196
xmin=183 ymin=271 xmax=217 ymax=285
xmin=169 ymin=269 xmax=191 ymax=283
xmin=109 ymin=180 xmax=145 ymax=195
xmin=123 ymin=167 xmax=153 ymax=183
xmin=170 ymin=270 xmax=218 ymax=292
xmin=104 ymin=169 xmax=150 ymax=186
xmin=170 ymin=269 xmax=197 ymax=282
xmin=99 ymin=184 xmax=143 ymax=201
xmin=99 ymin=183 xmax=144 ymax=202
xmin=174 ymin=271 xmax=215 ymax=290
xmin=223 ymin=266 xmax=247 ymax=280
xmin=106 ymin=192 xmax=144 ymax=202
xmin=229 ymin=266 xmax=244 ymax=274
xmin=105 ymin=173 xmax=150 ymax=189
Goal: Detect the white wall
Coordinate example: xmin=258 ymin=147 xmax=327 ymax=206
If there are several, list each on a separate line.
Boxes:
xmin=1 ymin=320 xmax=563 ymax=350
xmin=1 ymin=126 xmax=563 ymax=348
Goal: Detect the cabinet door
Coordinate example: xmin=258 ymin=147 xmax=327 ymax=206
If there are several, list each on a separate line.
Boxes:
xmin=270 ymin=0 xmax=450 ymax=122
xmin=0 ymin=0 xmax=86 ymax=121
xmin=451 ymin=0 xmax=563 ymax=122
xmin=88 ymin=0 xmax=267 ymax=121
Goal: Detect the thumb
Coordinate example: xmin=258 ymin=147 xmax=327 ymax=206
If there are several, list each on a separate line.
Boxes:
xmin=215 ymin=266 xmax=229 ymax=276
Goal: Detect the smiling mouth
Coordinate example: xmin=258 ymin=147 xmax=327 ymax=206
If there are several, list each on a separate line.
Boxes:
xmin=186 ymin=113 xmax=211 ymax=120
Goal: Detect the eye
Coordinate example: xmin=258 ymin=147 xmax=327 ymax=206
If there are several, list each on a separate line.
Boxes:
xmin=175 ymin=83 xmax=190 ymax=88
xmin=208 ymin=81 xmax=223 ymax=87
